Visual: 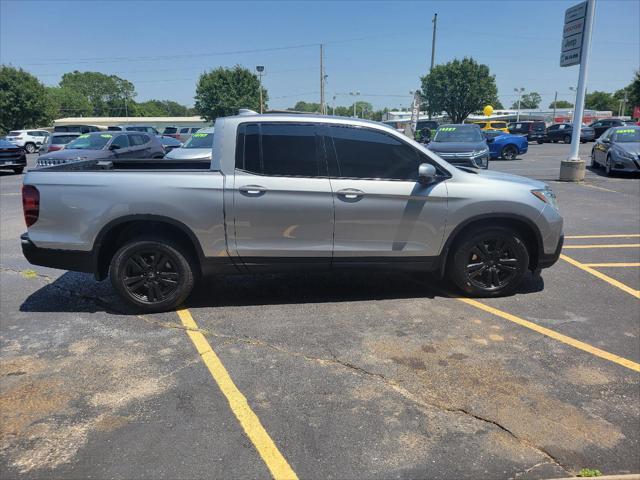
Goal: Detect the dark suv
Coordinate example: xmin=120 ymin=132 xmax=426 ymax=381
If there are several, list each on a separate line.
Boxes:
xmin=588 ymin=119 xmax=631 ymax=139
xmin=508 ymin=121 xmax=547 ymax=144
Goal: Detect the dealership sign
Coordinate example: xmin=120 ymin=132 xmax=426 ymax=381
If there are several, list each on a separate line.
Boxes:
xmin=560 ymin=1 xmax=587 ymax=67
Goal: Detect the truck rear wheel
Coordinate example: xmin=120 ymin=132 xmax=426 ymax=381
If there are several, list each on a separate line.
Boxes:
xmin=110 ymin=237 xmax=195 ymax=312
xmin=448 ymin=226 xmax=529 ymax=297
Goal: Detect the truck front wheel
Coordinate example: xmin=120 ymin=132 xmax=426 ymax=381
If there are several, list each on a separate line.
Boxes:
xmin=448 ymin=226 xmax=529 ymax=297
xmin=110 ymin=237 xmax=195 ymax=312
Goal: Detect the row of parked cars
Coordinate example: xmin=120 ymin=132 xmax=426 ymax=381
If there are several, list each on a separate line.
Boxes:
xmin=0 ymin=124 xmax=215 ymax=172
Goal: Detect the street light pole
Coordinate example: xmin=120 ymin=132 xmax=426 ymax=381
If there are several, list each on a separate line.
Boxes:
xmin=320 ymin=44 xmax=325 ymax=115
xmin=256 ymin=65 xmax=265 ymax=113
xmin=514 ymin=87 xmax=524 ymax=121
xmin=552 ymin=91 xmax=558 ymax=123
xmin=350 ymin=91 xmax=360 ymax=117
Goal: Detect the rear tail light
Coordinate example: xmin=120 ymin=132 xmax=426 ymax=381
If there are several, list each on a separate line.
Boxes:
xmin=22 ymin=185 xmax=40 ymax=227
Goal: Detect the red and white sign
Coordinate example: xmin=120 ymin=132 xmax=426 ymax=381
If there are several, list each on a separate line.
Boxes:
xmin=633 ymin=105 xmax=640 ymax=119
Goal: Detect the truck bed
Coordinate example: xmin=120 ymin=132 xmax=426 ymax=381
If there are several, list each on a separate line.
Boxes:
xmin=35 ymin=158 xmax=212 ymax=172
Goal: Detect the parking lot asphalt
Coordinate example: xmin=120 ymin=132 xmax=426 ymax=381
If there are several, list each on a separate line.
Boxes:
xmin=1 ymin=144 xmax=639 ymax=479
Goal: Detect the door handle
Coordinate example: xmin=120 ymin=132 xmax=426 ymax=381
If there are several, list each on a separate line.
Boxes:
xmin=239 ymin=185 xmax=266 ymax=195
xmin=336 ymin=188 xmax=364 ymax=200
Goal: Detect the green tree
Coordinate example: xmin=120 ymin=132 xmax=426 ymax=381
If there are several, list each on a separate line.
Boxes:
xmin=59 ymin=71 xmax=136 ymax=116
xmin=290 ymin=101 xmax=321 ymax=112
xmin=585 ymin=91 xmax=615 ymax=111
xmin=628 ymin=71 xmax=640 ymax=115
xmin=420 ymin=57 xmax=498 ymax=123
xmin=549 ymin=100 xmax=573 ymax=109
xmin=492 ymin=98 xmax=504 ymax=109
xmin=194 ymin=65 xmax=267 ymax=121
xmin=47 ymin=86 xmax=92 ymax=118
xmin=133 ymin=99 xmax=191 ymax=117
xmin=512 ymin=92 xmax=541 ymax=109
xmin=0 ymin=65 xmax=53 ymax=134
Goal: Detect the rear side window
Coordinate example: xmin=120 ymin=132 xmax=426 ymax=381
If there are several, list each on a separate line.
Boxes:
xmin=327 ymin=125 xmax=419 ymax=181
xmin=191 ymin=128 xmax=201 ymax=133
xmin=130 ymin=134 xmax=148 ymax=146
xmin=236 ymin=123 xmax=320 ymax=177
xmin=27 ymin=131 xmax=39 ymax=136
xmin=163 ymin=127 xmax=178 ymax=134
xmin=180 ymin=128 xmax=189 ymax=134
xmin=111 ymin=135 xmax=130 ymax=148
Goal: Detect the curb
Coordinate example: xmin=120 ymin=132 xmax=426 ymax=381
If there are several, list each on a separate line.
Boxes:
xmin=547 ymin=475 xmax=640 ymax=480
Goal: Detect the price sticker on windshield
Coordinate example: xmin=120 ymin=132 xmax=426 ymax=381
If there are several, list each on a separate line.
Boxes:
xmin=78 ymin=134 xmax=90 ymax=138
xmin=191 ymin=133 xmax=208 ymax=137
xmin=616 ymin=129 xmax=634 ymax=134
xmin=439 ymin=127 xmax=457 ymax=132
xmin=100 ymin=134 xmax=113 ymax=138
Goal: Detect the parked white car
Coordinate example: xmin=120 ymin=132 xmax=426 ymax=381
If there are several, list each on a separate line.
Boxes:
xmin=5 ymin=129 xmax=50 ymax=153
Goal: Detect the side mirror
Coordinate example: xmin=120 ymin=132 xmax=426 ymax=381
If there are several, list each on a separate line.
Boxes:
xmin=485 ymin=137 xmax=494 ymax=144
xmin=601 ymin=138 xmax=611 ymax=144
xmin=109 ymin=144 xmax=121 ymax=150
xmin=418 ymin=163 xmax=437 ymax=184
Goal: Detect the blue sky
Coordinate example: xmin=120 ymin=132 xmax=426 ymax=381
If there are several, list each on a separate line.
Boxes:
xmin=1 ymin=0 xmax=638 ymax=111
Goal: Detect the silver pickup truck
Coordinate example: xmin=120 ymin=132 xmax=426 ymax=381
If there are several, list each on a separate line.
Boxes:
xmin=21 ymin=113 xmax=563 ymax=312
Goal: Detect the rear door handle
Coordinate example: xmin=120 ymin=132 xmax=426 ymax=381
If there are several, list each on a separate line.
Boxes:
xmin=239 ymin=185 xmax=266 ymax=195
xmin=336 ymin=188 xmax=364 ymax=200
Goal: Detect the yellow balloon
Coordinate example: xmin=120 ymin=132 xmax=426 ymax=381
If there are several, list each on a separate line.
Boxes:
xmin=483 ymin=105 xmax=494 ymax=117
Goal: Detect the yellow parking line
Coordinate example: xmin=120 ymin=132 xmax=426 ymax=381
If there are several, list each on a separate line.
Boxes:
xmin=457 ymin=297 xmax=640 ymax=373
xmin=563 ymin=244 xmax=640 ymax=249
xmin=176 ymin=308 xmax=298 ymax=480
xmin=583 ymin=263 xmax=640 ymax=267
xmin=560 ymin=254 xmax=640 ymax=299
xmin=565 ymin=234 xmax=640 ymax=239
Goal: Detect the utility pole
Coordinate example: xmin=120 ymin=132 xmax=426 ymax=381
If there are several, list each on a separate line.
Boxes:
xmin=552 ymin=91 xmax=558 ymax=123
xmin=427 ymin=13 xmax=437 ymax=120
xmin=430 ymin=13 xmax=437 ymax=71
xmin=514 ymin=87 xmax=524 ymax=122
xmin=320 ymin=44 xmax=325 ymax=115
xmin=620 ymin=90 xmax=628 ymax=117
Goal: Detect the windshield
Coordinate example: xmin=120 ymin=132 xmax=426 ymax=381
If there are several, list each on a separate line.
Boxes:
xmin=490 ymin=122 xmax=507 ymax=129
xmin=613 ymin=128 xmax=640 ymax=142
xmin=65 ymin=133 xmax=112 ymax=150
xmin=183 ymin=132 xmax=214 ymax=148
xmin=434 ymin=126 xmax=483 ymax=142
xmin=52 ymin=135 xmax=79 ymax=145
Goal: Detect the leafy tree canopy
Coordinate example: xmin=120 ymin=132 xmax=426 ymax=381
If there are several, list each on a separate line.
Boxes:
xmin=194 ymin=65 xmax=267 ymax=121
xmin=421 ymin=57 xmax=498 ymax=123
xmin=512 ymin=92 xmax=541 ymax=109
xmin=585 ymin=90 xmax=615 ymax=112
xmin=59 ymin=71 xmax=136 ymax=116
xmin=0 ymin=65 xmax=53 ymax=133
xmin=47 ymin=86 xmax=92 ymax=118
xmin=549 ymin=100 xmax=573 ymax=108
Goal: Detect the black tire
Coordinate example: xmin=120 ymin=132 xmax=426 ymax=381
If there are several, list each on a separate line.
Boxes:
xmin=536 ymin=139 xmax=544 ymax=145
xmin=13 ymin=167 xmax=24 ymax=174
xmin=110 ymin=237 xmax=195 ymax=312
xmin=563 ymin=134 xmax=571 ymax=144
xmin=501 ymin=144 xmax=518 ymax=160
xmin=590 ymin=150 xmax=599 ymax=169
xmin=448 ymin=226 xmax=529 ymax=297
xmin=605 ymin=154 xmax=612 ymax=176
xmin=24 ymin=143 xmax=36 ymax=154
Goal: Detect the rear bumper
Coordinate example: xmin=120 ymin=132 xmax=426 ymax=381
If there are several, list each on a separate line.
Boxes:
xmin=538 ymin=234 xmax=564 ymax=269
xmin=21 ymin=233 xmax=96 ymax=274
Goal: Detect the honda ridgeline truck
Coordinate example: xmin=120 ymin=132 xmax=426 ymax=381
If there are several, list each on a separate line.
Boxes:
xmin=21 ymin=113 xmax=563 ymax=312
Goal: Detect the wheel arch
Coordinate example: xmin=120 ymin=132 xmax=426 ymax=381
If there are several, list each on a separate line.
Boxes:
xmin=439 ymin=213 xmax=542 ymax=276
xmin=93 ymin=215 xmax=205 ymax=280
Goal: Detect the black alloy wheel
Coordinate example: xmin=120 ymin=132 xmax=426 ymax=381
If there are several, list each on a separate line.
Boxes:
xmin=449 ymin=226 xmax=529 ymax=297
xmin=110 ymin=238 xmax=195 ymax=312
xmin=501 ymin=145 xmax=518 ymax=160
xmin=563 ymin=134 xmax=572 ymax=144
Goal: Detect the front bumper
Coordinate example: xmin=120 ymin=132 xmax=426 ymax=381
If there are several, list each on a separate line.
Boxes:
xmin=538 ymin=234 xmax=564 ymax=269
xmin=21 ymin=233 xmax=96 ymax=274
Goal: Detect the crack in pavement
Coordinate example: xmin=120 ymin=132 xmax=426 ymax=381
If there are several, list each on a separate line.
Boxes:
xmin=164 ymin=323 xmax=572 ymax=475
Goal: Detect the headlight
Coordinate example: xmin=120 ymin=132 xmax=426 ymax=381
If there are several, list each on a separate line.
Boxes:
xmin=531 ymin=188 xmax=559 ymax=211
xmin=472 ymin=148 xmax=489 ymax=157
xmin=616 ymin=149 xmax=635 ymax=161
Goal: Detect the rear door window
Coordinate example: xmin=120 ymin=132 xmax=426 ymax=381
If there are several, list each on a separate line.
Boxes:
xmin=163 ymin=127 xmax=178 ymax=134
xmin=236 ymin=123 xmax=321 ymax=177
xmin=327 ymin=125 xmax=419 ymax=181
xmin=130 ymin=134 xmax=147 ymax=146
xmin=180 ymin=127 xmax=189 ymax=134
xmin=111 ymin=135 xmax=130 ymax=149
